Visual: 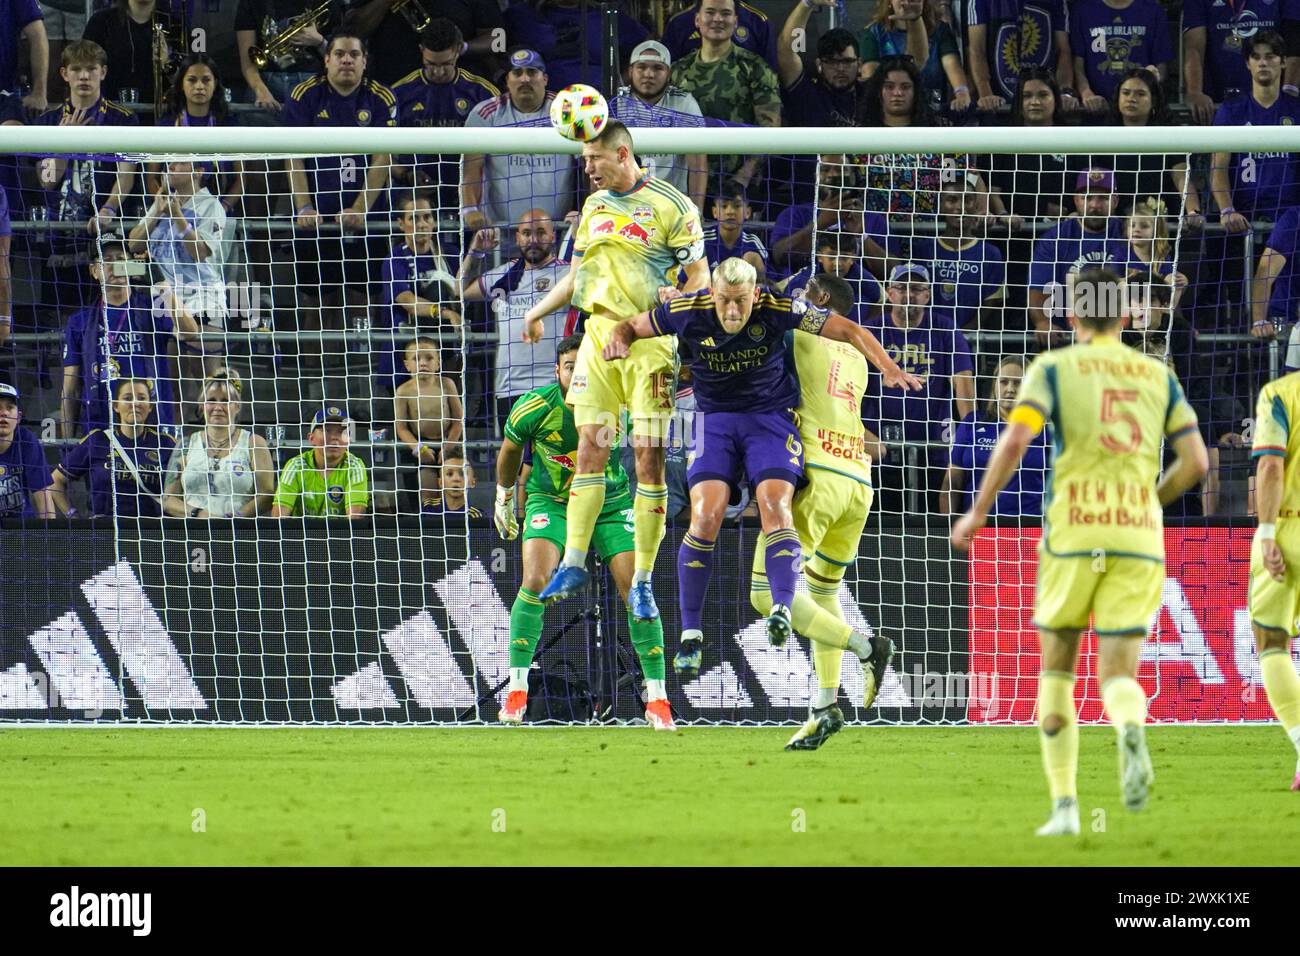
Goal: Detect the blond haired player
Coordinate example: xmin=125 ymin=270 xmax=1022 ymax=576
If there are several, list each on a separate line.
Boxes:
xmin=952 ymin=268 xmax=1209 ymax=836
xmin=1246 ymin=374 xmax=1300 ymax=791
xmin=523 ymin=119 xmax=709 ymax=622
xmin=748 ymin=275 xmax=900 ymax=751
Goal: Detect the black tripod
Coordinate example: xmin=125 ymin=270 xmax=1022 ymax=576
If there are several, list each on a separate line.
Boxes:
xmin=458 ymin=556 xmax=647 ymax=723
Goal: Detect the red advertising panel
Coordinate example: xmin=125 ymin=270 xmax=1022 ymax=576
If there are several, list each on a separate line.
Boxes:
xmin=966 ymin=526 xmax=1285 ymax=723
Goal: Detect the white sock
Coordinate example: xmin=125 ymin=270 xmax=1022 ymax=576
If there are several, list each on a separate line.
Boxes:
xmin=681 ymin=628 xmax=703 ymax=643
xmin=847 ymin=631 xmax=872 ymax=659
xmin=813 ymin=686 xmax=837 ymax=710
xmin=633 ymin=568 xmax=652 ymax=585
xmin=509 ymin=668 xmax=529 ymax=693
xmin=1289 ymin=724 xmax=1300 ymax=755
xmin=562 ymin=548 xmax=587 ymax=568
xmin=646 ymin=678 xmax=666 ymax=700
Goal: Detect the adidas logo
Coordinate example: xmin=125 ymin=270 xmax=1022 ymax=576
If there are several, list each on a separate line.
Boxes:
xmin=546 ymin=431 xmax=563 ymax=442
xmin=317 ymin=109 xmax=329 ymax=119
xmin=685 ymin=560 xmax=705 ymax=568
xmin=2 ymin=561 xmax=205 ymax=714
xmin=774 ymin=549 xmax=797 ymax=558
xmin=700 ymin=337 xmax=716 ymax=347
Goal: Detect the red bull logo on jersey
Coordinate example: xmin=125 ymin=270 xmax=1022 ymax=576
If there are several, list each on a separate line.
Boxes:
xmin=618 ymin=221 xmax=652 ymax=246
xmin=548 ymin=452 xmax=578 ymax=470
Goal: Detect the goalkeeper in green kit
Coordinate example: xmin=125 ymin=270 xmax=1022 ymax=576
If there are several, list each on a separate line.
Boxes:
xmin=494 ymin=335 xmax=674 ymax=731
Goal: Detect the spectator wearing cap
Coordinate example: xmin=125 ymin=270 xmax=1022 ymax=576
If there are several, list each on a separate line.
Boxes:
xmin=502 ymin=0 xmax=648 ymax=92
xmin=0 ymin=382 xmax=55 ymax=519
xmin=662 ymin=0 xmax=777 ymax=68
xmin=163 ymin=369 xmax=275 ymax=518
xmin=776 ymin=5 xmax=865 ymax=127
xmin=461 ymin=49 xmax=577 ymax=237
xmin=1028 ymin=167 xmax=1129 ymax=347
xmin=1212 ymin=32 xmax=1300 ymax=233
xmin=62 ymin=237 xmax=198 ymax=443
xmin=271 ymin=405 xmax=370 ymax=518
xmin=862 ymin=262 xmax=975 ymax=513
xmin=610 ymin=41 xmax=708 ymax=212
xmin=128 ymin=157 xmax=231 ymax=417
xmin=1070 ymin=0 xmax=1172 ymax=111
xmin=670 ymin=0 xmax=782 ymax=197
xmin=49 ymin=378 xmax=175 ymax=518
xmin=342 ymin=0 xmax=505 ymax=87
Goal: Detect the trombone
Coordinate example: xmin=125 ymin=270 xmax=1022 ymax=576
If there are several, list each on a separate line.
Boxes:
xmin=250 ymin=1 xmax=333 ymax=71
xmin=391 ymin=0 xmax=431 ymax=34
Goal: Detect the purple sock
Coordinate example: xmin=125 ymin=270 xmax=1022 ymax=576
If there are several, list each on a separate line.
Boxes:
xmin=677 ymin=532 xmax=716 ymax=632
xmin=765 ymin=529 xmax=803 ymax=609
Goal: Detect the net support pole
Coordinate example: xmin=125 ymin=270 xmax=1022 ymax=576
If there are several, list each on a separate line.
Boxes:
xmin=601 ymin=2 xmax=620 ymax=101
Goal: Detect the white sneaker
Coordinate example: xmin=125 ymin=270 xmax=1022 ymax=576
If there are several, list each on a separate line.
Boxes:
xmin=1035 ymin=797 xmax=1081 ymax=836
xmin=1119 ymin=723 xmax=1154 ymax=811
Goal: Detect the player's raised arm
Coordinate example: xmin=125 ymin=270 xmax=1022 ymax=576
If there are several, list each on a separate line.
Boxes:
xmin=601 ymin=310 xmax=659 ymax=361
xmin=522 ymin=260 xmax=576 ymax=342
xmin=818 ymin=311 xmax=923 ymax=391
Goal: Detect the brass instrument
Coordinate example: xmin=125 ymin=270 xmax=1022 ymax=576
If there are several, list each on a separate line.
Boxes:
xmin=250 ymin=1 xmax=333 ymax=71
xmin=152 ymin=7 xmax=188 ymax=115
xmin=391 ymin=0 xmax=431 ymax=34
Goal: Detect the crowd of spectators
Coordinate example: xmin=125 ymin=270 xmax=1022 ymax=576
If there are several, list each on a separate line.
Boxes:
xmin=0 ymin=0 xmax=1291 ymax=523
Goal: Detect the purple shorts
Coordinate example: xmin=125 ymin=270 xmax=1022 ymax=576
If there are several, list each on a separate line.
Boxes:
xmin=687 ymin=408 xmax=804 ymax=491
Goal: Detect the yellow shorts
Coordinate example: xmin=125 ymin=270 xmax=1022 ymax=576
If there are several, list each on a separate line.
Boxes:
xmin=569 ymin=317 xmax=674 ymax=441
xmin=752 ymin=466 xmax=873 ymax=580
xmin=1248 ymin=535 xmax=1300 ymax=636
xmin=1033 ymin=552 xmax=1164 ymax=636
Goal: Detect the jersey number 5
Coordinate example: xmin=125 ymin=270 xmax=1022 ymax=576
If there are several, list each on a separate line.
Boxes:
xmin=1099 ymin=389 xmax=1142 ymax=454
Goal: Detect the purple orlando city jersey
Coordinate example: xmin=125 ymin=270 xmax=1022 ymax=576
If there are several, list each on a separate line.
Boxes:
xmin=648 ymin=288 xmax=830 ymax=413
xmin=0 ymin=426 xmax=52 ymax=517
xmin=1070 ymin=0 xmax=1174 ymax=101
xmin=1213 ymin=93 xmax=1300 ymax=220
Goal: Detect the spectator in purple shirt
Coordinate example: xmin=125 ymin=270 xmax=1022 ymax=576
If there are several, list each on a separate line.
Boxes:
xmin=1070 ymin=0 xmax=1173 ymax=110
xmin=2 ymin=0 xmax=48 ymax=116
xmin=0 ymin=382 xmax=55 ymax=519
xmin=1183 ymin=0 xmax=1286 ymax=123
xmin=862 ymin=262 xmax=976 ymax=514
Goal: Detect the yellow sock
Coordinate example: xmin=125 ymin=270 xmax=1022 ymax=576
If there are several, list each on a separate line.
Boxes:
xmin=813 ymin=641 xmax=845 ymax=693
xmin=564 ymin=473 xmax=606 ymax=560
xmin=1038 ymin=671 xmax=1078 ymax=801
xmin=1101 ymin=675 xmax=1147 ymax=732
xmin=1260 ymin=649 xmax=1300 ymax=741
xmin=633 ymin=483 xmax=668 ymax=575
xmin=797 ymin=578 xmax=853 ymax=649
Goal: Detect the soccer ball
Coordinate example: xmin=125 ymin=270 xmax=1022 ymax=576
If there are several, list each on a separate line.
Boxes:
xmin=550 ymin=84 xmax=609 ymax=142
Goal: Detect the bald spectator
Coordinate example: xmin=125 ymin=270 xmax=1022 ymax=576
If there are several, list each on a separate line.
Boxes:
xmin=459 ymin=210 xmax=571 ymax=430
xmin=611 ymin=41 xmax=708 ymax=212
xmin=670 ymin=0 xmax=782 ymax=197
xmin=462 ymin=49 xmax=577 ymax=238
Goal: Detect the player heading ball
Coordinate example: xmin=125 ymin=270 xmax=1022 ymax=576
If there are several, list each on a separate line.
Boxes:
xmin=522 ymin=120 xmax=710 ymax=623
xmin=952 ymin=267 xmax=1209 ymax=836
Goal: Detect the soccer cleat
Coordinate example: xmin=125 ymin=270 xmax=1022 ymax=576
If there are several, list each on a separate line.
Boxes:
xmin=498 ymin=690 xmax=528 ymax=724
xmin=785 ymin=705 xmax=845 ymax=751
xmin=766 ymin=603 xmax=793 ymax=648
xmin=539 ymin=564 xmax=589 ymax=605
xmin=628 ymin=580 xmax=660 ymax=622
xmin=860 ymin=635 xmax=896 ymax=709
xmin=645 ymin=698 xmax=677 ymax=732
xmin=1035 ymin=797 xmax=1081 ymax=836
xmin=1119 ymin=723 xmax=1154 ymax=811
xmin=674 ymin=637 xmax=703 ymax=680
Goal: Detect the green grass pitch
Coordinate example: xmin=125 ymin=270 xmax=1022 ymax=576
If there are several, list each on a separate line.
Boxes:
xmin=1 ymin=725 xmax=1295 ymax=866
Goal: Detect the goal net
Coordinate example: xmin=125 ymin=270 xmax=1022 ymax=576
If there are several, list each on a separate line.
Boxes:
xmin=0 ymin=123 xmax=1277 ymax=725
